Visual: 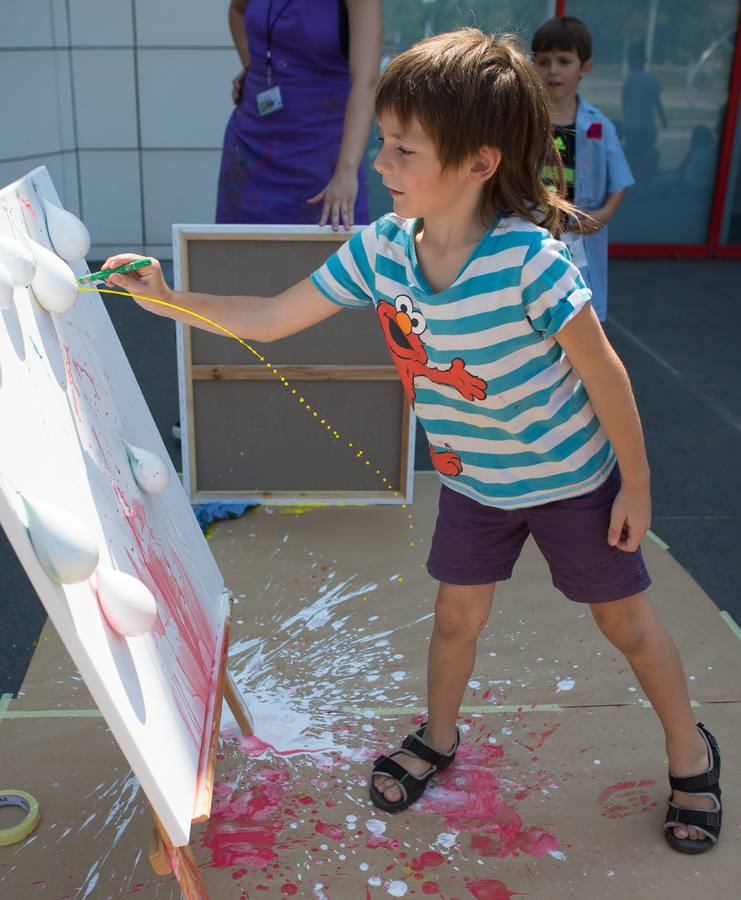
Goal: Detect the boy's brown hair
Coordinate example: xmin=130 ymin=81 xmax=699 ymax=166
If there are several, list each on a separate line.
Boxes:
xmin=531 ymin=16 xmax=592 ymax=64
xmin=375 ymin=29 xmax=575 ymax=237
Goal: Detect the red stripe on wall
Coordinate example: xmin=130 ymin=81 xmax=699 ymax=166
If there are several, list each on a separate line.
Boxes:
xmin=707 ymin=8 xmax=741 ymax=251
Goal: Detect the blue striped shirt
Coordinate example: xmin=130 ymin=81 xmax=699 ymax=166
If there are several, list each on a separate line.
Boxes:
xmin=311 ymin=213 xmax=615 ymax=509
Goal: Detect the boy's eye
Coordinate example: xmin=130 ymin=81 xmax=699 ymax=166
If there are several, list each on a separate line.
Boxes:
xmin=398 ymin=146 xmax=413 ymax=156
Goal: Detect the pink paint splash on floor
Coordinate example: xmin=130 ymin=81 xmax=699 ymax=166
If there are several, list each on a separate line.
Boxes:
xmin=204 ymin=768 xmax=289 ymax=867
xmin=417 ymin=742 xmax=559 ymax=859
xmin=598 ymin=780 xmax=657 ymax=819
xmin=466 ymin=879 xmax=518 ymax=900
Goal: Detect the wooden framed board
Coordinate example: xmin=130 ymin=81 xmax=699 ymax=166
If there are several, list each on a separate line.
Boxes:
xmin=0 ymin=166 xmax=231 ymax=849
xmin=173 ymin=226 xmax=415 ymax=505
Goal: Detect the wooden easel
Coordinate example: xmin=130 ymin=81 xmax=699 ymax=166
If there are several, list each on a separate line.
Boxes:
xmin=147 ymin=609 xmax=253 ymax=899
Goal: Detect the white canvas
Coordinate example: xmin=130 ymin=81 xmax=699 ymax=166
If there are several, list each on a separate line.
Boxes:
xmin=0 ymin=166 xmax=229 ymax=846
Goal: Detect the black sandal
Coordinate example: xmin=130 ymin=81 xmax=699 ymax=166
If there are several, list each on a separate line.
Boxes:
xmin=664 ymin=722 xmax=722 ymax=854
xmin=369 ymin=723 xmax=460 ymax=813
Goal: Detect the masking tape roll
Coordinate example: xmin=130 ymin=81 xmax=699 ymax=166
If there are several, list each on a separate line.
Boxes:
xmin=0 ymin=790 xmax=40 ymax=846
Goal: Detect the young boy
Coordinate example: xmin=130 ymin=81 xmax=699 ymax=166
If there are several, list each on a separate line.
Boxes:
xmin=532 ymin=16 xmax=634 ymax=322
xmin=103 ymin=29 xmax=721 ymax=852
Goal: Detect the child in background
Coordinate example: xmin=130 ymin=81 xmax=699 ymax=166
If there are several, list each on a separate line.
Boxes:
xmin=532 ymin=16 xmax=634 ymax=322
xmin=103 ymin=29 xmax=722 ymax=853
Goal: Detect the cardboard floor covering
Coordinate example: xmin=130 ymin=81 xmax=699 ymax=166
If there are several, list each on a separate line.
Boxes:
xmin=1 ymin=472 xmax=739 ymax=899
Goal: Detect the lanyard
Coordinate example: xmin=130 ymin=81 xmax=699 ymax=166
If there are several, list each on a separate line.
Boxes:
xmin=265 ymin=0 xmax=291 ymax=86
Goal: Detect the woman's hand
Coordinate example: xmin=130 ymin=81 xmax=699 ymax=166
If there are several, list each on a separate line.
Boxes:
xmin=307 ymin=167 xmax=359 ymax=231
xmin=100 ymin=254 xmax=173 ymax=314
xmin=232 ymin=66 xmax=248 ymax=104
xmin=607 ymin=485 xmax=651 ymax=553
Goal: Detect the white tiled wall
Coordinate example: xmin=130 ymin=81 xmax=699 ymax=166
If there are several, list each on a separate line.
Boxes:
xmin=134 ymin=0 xmax=231 ymax=48
xmin=0 ymin=1 xmax=55 ymax=48
xmin=137 ymin=49 xmax=234 ymax=149
xmin=72 ymin=49 xmax=138 ymax=148
xmin=68 ymin=0 xmax=134 ymax=47
xmin=0 ymin=50 xmax=74 ymax=158
xmin=79 ymin=150 xmax=143 ymax=249
xmin=1 ymin=1 xmax=240 ymax=259
xmin=142 ymin=150 xmax=220 ymax=244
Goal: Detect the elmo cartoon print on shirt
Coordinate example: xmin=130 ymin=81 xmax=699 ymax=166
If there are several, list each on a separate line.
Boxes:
xmin=377 ymin=294 xmax=487 ymax=476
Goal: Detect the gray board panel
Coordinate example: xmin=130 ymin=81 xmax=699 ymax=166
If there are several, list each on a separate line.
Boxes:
xmin=186 ymin=238 xmax=392 ymax=366
xmin=193 ymin=379 xmax=405 ymax=492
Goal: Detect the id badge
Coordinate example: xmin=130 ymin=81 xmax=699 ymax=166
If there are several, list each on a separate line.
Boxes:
xmin=256 ymin=85 xmax=283 ymax=117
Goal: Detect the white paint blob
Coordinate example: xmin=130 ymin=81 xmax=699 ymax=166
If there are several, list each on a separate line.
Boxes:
xmin=387 ymin=882 xmax=408 ymax=897
xmin=0 ymin=262 xmax=13 ymax=310
xmin=41 ymin=198 xmax=91 ymax=262
xmin=555 ymin=678 xmax=576 ymax=692
xmin=124 ymin=442 xmax=170 ymax=494
xmin=364 ymin=818 xmax=386 ymax=835
xmin=22 ymin=494 xmax=99 ymax=583
xmin=28 ymin=239 xmax=78 ymax=313
xmin=0 ymin=235 xmax=36 ymax=287
xmin=95 ymin=567 xmax=158 ymax=637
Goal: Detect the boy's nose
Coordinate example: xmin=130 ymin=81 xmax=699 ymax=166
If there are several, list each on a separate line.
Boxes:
xmin=373 ymin=146 xmax=390 ymax=176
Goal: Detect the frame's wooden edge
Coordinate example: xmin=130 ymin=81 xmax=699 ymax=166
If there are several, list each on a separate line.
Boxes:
xmin=172 ymin=224 xmax=360 ymax=241
xmin=190 ymin=490 xmax=408 ymax=504
xmin=178 ymin=227 xmax=406 ymax=502
xmin=191 ymin=606 xmax=231 ymax=824
xmin=191 ymin=364 xmax=399 ymax=381
xmin=174 ymin=228 xmax=200 ymax=501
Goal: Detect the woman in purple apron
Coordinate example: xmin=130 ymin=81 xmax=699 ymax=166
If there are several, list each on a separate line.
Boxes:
xmin=216 ymin=0 xmax=381 ymax=229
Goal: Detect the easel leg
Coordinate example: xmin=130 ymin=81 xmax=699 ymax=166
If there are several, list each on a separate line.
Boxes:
xmin=149 ymin=809 xmax=209 ymax=899
xmin=224 ymin=669 xmax=254 ymax=736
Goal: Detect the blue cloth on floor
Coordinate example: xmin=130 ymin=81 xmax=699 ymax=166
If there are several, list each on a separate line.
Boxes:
xmin=193 ymin=502 xmax=258 ymax=531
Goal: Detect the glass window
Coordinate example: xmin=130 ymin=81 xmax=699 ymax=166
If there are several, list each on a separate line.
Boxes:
xmin=567 ymin=0 xmax=738 ymax=244
xmin=367 ymin=1 xmax=557 ymax=220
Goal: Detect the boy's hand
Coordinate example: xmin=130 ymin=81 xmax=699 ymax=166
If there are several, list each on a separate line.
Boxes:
xmin=607 ymin=485 xmax=651 ymax=552
xmin=100 ymin=254 xmax=173 ymax=313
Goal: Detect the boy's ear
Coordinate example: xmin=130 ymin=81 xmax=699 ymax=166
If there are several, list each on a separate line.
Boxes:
xmin=579 ymin=59 xmax=593 ymax=79
xmin=469 ymin=146 xmax=501 ymax=184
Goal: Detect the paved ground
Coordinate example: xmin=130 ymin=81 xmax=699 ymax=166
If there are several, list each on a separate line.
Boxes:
xmin=1 ymin=259 xmax=739 ymax=694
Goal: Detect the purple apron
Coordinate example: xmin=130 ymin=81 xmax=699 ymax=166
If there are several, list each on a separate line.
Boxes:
xmin=215 ymin=0 xmax=369 ymax=225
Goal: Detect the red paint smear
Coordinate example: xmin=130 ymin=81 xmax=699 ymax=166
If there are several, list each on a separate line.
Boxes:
xmin=422 ymin=883 xmax=441 ymax=895
xmin=466 ymin=879 xmax=518 ymax=900
xmin=416 ymin=743 xmax=558 ymax=860
xmin=282 ymin=884 xmax=299 ymax=896
xmin=518 ymin=723 xmax=561 ymax=752
xmin=204 ymin=769 xmax=289 ymax=868
xmin=123 ymin=492 xmax=216 ymax=750
xmin=367 ymin=834 xmax=400 ymax=850
xmin=598 ymin=780 xmax=657 ymax=819
xmin=19 ymin=195 xmax=39 ymax=218
xmin=61 ymin=346 xmax=81 ymax=419
xmin=411 ymin=851 xmax=445 ymax=871
xmin=315 ymin=821 xmax=344 ymax=841
xmin=59 ymin=343 xmax=219 ymax=754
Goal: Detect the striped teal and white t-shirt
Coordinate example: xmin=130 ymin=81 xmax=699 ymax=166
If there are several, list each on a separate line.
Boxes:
xmin=311 ymin=213 xmax=615 ymax=509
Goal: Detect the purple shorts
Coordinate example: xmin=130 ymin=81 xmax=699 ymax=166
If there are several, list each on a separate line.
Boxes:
xmin=426 ymin=466 xmax=651 ymax=603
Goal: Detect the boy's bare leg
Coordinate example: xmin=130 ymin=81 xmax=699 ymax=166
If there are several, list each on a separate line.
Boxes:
xmin=374 ymin=581 xmax=495 ymax=803
xmin=590 ymin=593 xmax=715 ymax=842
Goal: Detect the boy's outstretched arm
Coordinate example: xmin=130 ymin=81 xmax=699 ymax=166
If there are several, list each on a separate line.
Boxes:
xmin=555 ymin=304 xmax=651 ymax=552
xmin=100 ymin=254 xmax=342 ymax=342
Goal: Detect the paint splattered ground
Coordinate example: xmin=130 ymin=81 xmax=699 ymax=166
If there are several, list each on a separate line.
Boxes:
xmin=1 ymin=474 xmax=739 ymax=898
